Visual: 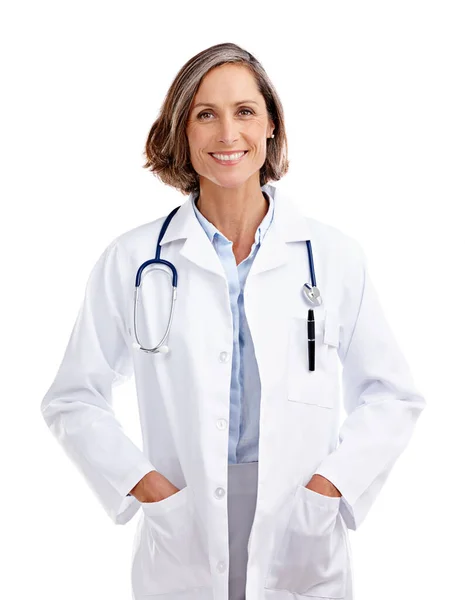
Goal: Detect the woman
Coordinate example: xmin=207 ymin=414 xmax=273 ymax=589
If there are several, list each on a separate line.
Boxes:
xmin=41 ymin=42 xmax=426 ymax=600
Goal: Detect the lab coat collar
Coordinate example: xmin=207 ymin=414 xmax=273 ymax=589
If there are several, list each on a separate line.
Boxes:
xmin=158 ymin=183 xmax=312 ymax=278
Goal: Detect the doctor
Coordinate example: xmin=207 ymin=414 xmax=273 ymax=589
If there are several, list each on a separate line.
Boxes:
xmin=41 ymin=42 xmax=426 ymax=600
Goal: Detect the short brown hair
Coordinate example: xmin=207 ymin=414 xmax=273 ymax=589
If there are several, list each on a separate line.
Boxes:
xmin=142 ymin=42 xmax=289 ymax=195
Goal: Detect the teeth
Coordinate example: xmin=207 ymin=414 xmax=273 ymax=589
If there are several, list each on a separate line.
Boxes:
xmin=211 ymin=152 xmax=245 ymax=161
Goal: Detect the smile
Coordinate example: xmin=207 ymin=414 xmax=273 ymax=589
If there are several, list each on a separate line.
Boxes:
xmin=209 ymin=151 xmax=247 ymax=165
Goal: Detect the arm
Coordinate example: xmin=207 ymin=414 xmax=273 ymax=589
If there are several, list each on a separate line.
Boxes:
xmin=312 ymin=240 xmax=426 ymax=530
xmin=40 ymin=239 xmax=156 ymax=525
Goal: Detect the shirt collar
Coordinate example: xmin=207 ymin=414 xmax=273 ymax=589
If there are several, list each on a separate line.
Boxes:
xmin=191 ymin=188 xmax=275 ymax=246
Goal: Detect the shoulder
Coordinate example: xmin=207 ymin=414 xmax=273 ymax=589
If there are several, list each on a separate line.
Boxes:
xmin=276 ymin=187 xmax=364 ymax=264
xmin=82 ymin=216 xmax=171 ymax=290
xmin=305 ymin=214 xmax=365 ymax=268
xmin=105 ymin=214 xmax=171 ymax=261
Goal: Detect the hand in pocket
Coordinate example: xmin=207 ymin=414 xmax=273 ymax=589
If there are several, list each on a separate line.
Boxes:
xmin=265 ymin=486 xmax=347 ymax=598
xmin=130 ymin=470 xmax=180 ymax=503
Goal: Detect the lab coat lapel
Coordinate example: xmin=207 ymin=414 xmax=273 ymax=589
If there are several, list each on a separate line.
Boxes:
xmin=159 ymin=195 xmax=226 ymax=280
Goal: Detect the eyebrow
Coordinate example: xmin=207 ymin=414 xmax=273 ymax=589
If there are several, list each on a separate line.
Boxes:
xmin=192 ymin=100 xmax=259 ymax=110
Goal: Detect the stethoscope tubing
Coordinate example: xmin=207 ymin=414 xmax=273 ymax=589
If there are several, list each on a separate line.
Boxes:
xmin=133 ymin=207 xmax=180 ymax=353
xmin=305 ymin=240 xmax=317 ymax=288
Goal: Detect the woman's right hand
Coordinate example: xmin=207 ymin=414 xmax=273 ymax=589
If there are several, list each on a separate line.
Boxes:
xmin=130 ymin=470 xmax=180 ymax=503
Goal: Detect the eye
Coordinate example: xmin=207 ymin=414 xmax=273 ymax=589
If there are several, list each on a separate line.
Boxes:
xmin=197 ymin=107 xmax=254 ymax=120
xmin=198 ymin=110 xmax=213 ymax=120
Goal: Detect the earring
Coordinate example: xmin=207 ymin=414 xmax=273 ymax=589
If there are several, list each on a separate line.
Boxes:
xmin=270 ymin=134 xmax=275 ymax=139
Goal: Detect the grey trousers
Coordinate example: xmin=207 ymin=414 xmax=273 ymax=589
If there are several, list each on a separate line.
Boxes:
xmin=227 ymin=461 xmax=259 ymax=600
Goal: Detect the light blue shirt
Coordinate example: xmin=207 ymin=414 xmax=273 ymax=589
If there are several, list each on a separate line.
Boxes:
xmin=191 ymin=187 xmax=275 ymax=464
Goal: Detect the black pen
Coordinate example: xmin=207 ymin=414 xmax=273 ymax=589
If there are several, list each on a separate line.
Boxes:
xmin=307 ymin=309 xmax=315 ymax=371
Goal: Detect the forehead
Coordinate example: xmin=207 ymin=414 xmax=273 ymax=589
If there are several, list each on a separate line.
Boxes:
xmin=193 ymin=64 xmax=262 ymax=104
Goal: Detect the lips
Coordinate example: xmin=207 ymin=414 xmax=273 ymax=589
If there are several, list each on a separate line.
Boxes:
xmin=208 ymin=150 xmax=248 ymax=166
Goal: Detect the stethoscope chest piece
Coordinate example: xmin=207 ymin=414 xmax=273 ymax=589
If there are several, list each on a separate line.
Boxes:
xmin=302 ymin=283 xmax=322 ymax=307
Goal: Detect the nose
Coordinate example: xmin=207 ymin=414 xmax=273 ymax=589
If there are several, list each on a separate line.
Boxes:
xmin=217 ymin=116 xmax=239 ymax=146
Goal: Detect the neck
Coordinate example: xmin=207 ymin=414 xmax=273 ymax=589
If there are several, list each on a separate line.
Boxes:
xmin=195 ymin=180 xmax=269 ymax=248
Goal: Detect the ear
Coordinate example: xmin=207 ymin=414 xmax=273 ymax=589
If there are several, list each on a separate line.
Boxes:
xmin=267 ymin=117 xmax=276 ymax=138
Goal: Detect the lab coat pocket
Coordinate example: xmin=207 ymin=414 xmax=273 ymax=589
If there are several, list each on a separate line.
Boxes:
xmin=136 ymin=486 xmax=211 ymax=595
xmin=287 ymin=310 xmax=340 ymax=408
xmin=140 ymin=485 xmax=190 ymax=520
xmin=264 ymin=485 xmax=347 ymax=598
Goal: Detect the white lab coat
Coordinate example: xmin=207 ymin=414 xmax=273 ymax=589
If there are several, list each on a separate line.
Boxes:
xmin=41 ymin=184 xmax=426 ymax=600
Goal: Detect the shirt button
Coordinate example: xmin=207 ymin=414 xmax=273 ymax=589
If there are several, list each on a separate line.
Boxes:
xmin=214 ymin=487 xmax=226 ymax=499
xmin=219 ymin=351 xmax=230 ymax=363
xmin=216 ymin=419 xmax=227 ymax=430
xmin=216 ymin=561 xmax=226 ymax=573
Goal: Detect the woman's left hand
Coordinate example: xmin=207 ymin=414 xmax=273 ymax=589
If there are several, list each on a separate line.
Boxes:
xmin=305 ymin=474 xmax=342 ymax=497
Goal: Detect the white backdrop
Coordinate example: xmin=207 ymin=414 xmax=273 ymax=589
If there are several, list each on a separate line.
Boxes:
xmin=1 ymin=1 xmax=463 ymax=598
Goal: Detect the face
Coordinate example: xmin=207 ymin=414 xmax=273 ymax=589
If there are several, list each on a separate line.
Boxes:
xmin=185 ymin=64 xmax=275 ymax=190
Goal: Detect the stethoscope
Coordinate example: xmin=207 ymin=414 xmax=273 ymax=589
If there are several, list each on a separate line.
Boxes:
xmin=132 ymin=205 xmax=322 ymax=357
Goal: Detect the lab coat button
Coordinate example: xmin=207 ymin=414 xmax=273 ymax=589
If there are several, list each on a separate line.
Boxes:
xmin=216 ymin=418 xmax=227 ymax=430
xmin=214 ymin=487 xmax=225 ymax=499
xmin=219 ymin=351 xmax=230 ymax=363
xmin=216 ymin=561 xmax=226 ymax=573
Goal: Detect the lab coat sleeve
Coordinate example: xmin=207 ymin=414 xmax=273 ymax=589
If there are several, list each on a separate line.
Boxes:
xmin=313 ymin=239 xmax=426 ymax=531
xmin=40 ymin=238 xmax=156 ymax=525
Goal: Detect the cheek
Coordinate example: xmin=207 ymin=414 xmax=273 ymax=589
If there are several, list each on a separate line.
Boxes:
xmin=251 ymin=138 xmax=268 ymax=156
xmin=186 ymin=123 xmax=204 ymax=149
xmin=187 ymin=138 xmax=206 ymax=165
xmin=250 ymin=127 xmax=269 ymax=150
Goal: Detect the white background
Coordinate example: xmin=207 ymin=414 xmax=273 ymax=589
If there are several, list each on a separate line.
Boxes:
xmin=1 ymin=1 xmax=463 ymax=598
